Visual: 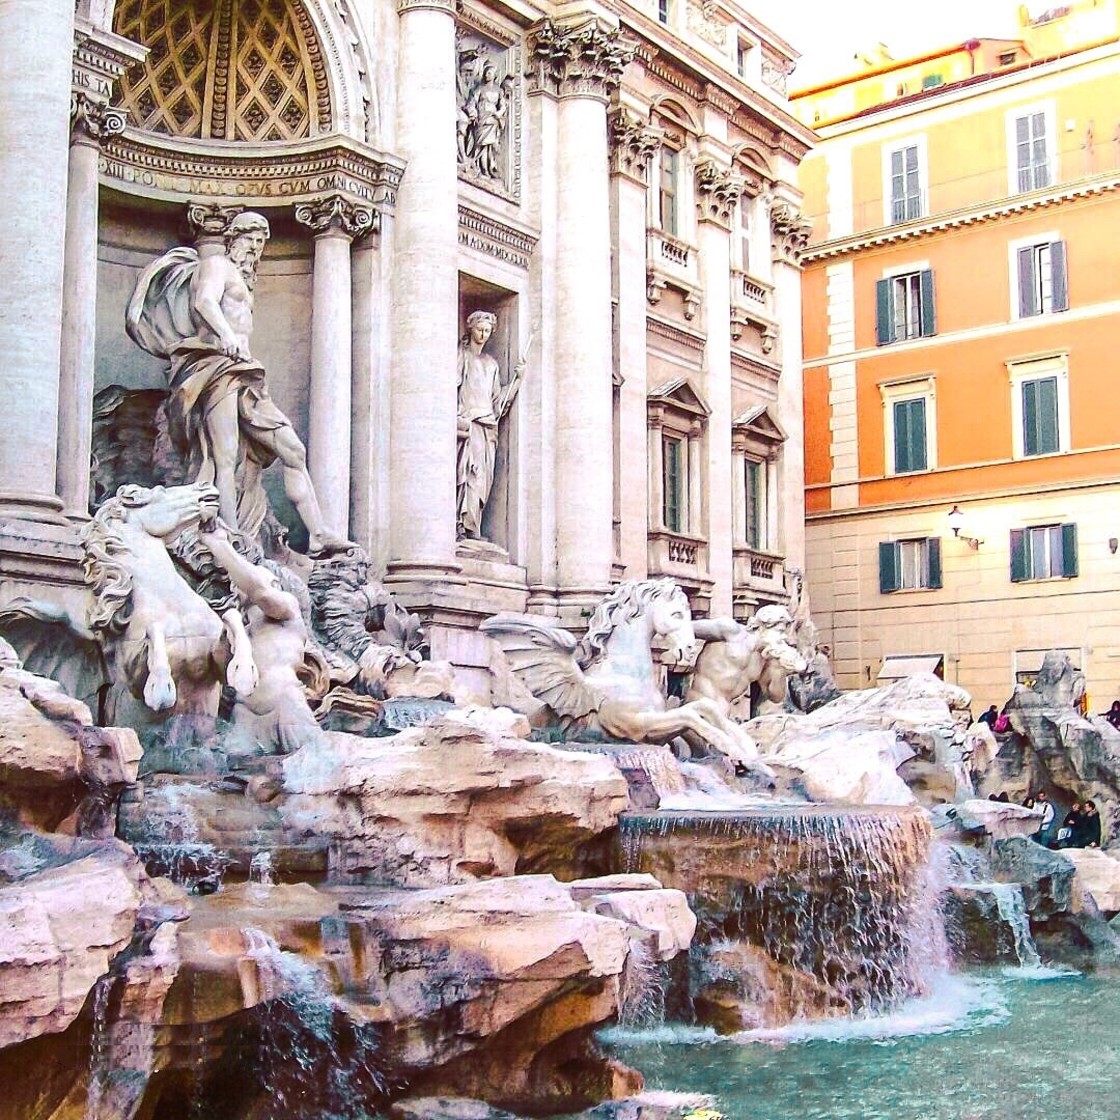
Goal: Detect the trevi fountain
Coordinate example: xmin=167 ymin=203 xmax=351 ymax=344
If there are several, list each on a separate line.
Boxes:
xmin=5 ymin=0 xmax=1120 ymax=1118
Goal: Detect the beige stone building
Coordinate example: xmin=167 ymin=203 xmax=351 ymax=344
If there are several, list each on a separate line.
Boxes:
xmin=0 ymin=0 xmax=811 ymax=691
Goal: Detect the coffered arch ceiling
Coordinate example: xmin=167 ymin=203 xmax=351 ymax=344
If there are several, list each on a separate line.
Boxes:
xmin=112 ymin=0 xmax=331 ymax=143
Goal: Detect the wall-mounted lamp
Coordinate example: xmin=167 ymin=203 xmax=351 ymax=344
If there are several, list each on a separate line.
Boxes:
xmin=947 ymin=504 xmax=983 ymax=550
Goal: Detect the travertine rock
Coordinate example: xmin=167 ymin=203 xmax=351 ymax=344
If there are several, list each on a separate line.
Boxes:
xmin=0 ymin=841 xmax=144 ymax=1047
xmin=1062 ymin=848 xmax=1120 ymax=912
xmin=955 ymin=799 xmax=1043 ymax=841
xmin=990 ymin=837 xmax=1074 ymax=919
xmin=281 ymin=714 xmax=629 ymax=886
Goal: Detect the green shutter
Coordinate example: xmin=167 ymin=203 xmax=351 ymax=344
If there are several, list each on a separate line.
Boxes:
xmin=927 ymin=537 xmax=943 ymax=589
xmin=1038 ymin=377 xmax=1059 ymax=454
xmin=1018 ymin=246 xmax=1038 ymax=317
xmin=894 ymin=398 xmax=927 ymax=473
xmin=876 ymin=278 xmax=893 ymax=345
xmin=1061 ymin=522 xmax=1079 ymax=578
xmin=919 ymin=269 xmax=937 ymax=336
xmin=1022 ymin=379 xmax=1039 ymax=455
xmin=1050 ymin=240 xmax=1069 ymax=311
xmin=879 ymin=541 xmax=900 ymax=593
xmin=1010 ymin=528 xmax=1029 ymax=582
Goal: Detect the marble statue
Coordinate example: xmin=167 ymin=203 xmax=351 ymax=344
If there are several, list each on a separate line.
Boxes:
xmin=456 ymin=310 xmax=525 ymax=539
xmin=125 ymin=211 xmax=349 ymax=556
xmin=687 ymin=605 xmax=809 ymax=717
xmin=0 ymin=483 xmax=256 ymax=728
xmin=457 ymin=47 xmax=514 ymax=184
xmin=482 ymin=578 xmax=768 ymax=771
xmin=196 ymin=523 xmax=327 ymax=753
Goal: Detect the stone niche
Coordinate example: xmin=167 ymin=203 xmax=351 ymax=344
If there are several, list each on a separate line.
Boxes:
xmin=457 ymin=274 xmax=521 ymax=558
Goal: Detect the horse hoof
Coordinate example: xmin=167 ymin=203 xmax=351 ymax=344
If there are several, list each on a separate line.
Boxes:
xmin=144 ymin=671 xmax=177 ymax=711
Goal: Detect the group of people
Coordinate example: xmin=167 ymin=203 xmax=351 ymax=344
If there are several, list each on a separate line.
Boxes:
xmin=986 ymin=790 xmax=1103 ymax=848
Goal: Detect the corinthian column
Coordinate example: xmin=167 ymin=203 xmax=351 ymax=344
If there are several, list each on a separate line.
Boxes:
xmin=0 ymin=0 xmax=75 ymax=518
xmin=527 ymin=16 xmax=635 ymax=621
xmin=386 ymin=0 xmax=460 ymax=585
xmin=57 ymin=97 xmax=125 ymax=516
xmin=296 ymin=195 xmax=374 ymax=537
xmin=695 ymin=159 xmax=743 ymax=616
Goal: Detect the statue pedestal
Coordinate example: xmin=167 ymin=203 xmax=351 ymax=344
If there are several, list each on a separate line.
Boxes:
xmin=0 ymin=515 xmax=87 ymax=611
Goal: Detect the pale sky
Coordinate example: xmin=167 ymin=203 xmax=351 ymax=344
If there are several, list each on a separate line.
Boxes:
xmin=748 ymin=0 xmax=1030 ymax=87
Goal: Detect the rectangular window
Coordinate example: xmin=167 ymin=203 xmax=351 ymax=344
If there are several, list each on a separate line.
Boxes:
xmin=745 ymin=458 xmax=765 ymax=549
xmin=1015 ymin=112 xmax=1050 ymax=192
xmin=879 ymin=537 xmax=942 ymax=593
xmin=921 ymin=73 xmax=944 ymax=89
xmin=659 ymin=148 xmax=679 ymax=237
xmin=736 ymin=41 xmax=750 ymax=78
xmin=892 ymin=397 xmax=928 ymax=473
xmin=1010 ymin=523 xmax=1078 ymax=581
xmin=889 ymin=145 xmax=922 ymax=223
xmin=663 ymin=436 xmax=685 ymax=532
xmin=999 ymin=50 xmax=1017 ymax=65
xmin=1017 ymin=240 xmax=1068 ymax=317
xmin=658 ymin=0 xmax=670 ymax=23
xmin=876 ymin=269 xmax=936 ymax=344
xmin=1021 ymin=376 xmax=1060 ymax=456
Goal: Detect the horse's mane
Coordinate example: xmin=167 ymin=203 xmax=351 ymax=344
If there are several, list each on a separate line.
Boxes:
xmin=80 ymin=484 xmax=158 ymax=635
xmin=576 ymin=577 xmax=685 ymax=668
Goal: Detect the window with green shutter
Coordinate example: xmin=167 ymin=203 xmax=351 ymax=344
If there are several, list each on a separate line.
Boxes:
xmin=663 ymin=436 xmax=685 ymax=532
xmin=879 ymin=538 xmax=942 ymax=593
xmin=893 ymin=397 xmax=928 ymax=473
xmin=1022 ymin=376 xmax=1059 ymax=456
xmin=1010 ymin=523 xmax=1078 ymax=581
xmin=745 ymin=458 xmax=765 ymax=549
xmin=659 ymin=147 xmax=679 ymax=236
xmin=876 ymin=269 xmax=937 ymax=344
xmin=1017 ymin=240 xmax=1068 ymax=317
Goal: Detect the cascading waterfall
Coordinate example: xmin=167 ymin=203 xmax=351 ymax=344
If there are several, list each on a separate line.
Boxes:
xmin=616 ymin=805 xmax=941 ymax=1022
xmin=83 ymin=974 xmax=113 ymax=1120
xmin=990 ymin=883 xmax=1041 ymax=968
xmin=130 ymin=783 xmax=230 ymax=893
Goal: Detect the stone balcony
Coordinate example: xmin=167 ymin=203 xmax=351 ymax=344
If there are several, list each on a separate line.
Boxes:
xmin=732 ymin=544 xmax=788 ymax=610
xmin=648 ymin=528 xmax=712 ymax=607
xmin=730 ymin=267 xmax=778 ymax=353
xmin=647 ymin=228 xmax=701 ymax=318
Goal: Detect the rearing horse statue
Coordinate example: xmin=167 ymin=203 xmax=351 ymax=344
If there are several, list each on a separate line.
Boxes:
xmin=482 ymin=578 xmax=764 ymax=768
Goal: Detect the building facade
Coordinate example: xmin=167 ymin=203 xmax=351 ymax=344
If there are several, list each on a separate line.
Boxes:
xmin=794 ymin=1 xmax=1120 ymax=709
xmin=0 ymin=0 xmax=812 ymax=695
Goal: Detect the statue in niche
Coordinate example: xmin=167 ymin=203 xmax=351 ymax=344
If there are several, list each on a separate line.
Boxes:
xmin=456 ymin=310 xmax=525 ymax=540
xmin=125 ymin=211 xmax=350 ymax=557
xmin=456 ymin=44 xmax=514 ymax=185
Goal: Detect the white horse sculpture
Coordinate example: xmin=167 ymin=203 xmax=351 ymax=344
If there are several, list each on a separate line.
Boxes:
xmin=0 ymin=483 xmax=256 ymax=727
xmin=482 ymin=578 xmax=764 ymax=768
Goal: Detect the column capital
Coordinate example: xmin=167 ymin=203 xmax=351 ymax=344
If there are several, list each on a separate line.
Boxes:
xmin=608 ymin=106 xmax=663 ymax=183
xmin=526 ymin=18 xmax=637 ymax=102
xmin=70 ymin=93 xmax=127 ymax=146
xmin=395 ymin=0 xmax=455 ymax=14
xmin=187 ymin=202 xmax=245 ymax=242
xmin=295 ymin=194 xmax=377 ymax=239
xmin=769 ymin=199 xmax=813 ymax=266
xmin=694 ymin=158 xmax=743 ymax=228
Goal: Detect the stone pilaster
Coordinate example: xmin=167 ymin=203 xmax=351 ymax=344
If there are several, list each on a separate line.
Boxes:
xmin=386 ymin=0 xmax=461 ymax=589
xmin=528 ymin=15 xmax=636 ymax=620
xmin=0 ymin=0 xmax=76 ymax=519
xmin=56 ymin=23 xmax=146 ymax=518
xmin=769 ymin=198 xmax=812 ymax=570
xmin=609 ymin=105 xmax=660 ymax=580
xmin=696 ymin=159 xmax=741 ymax=615
xmin=295 ymin=195 xmax=375 ymax=538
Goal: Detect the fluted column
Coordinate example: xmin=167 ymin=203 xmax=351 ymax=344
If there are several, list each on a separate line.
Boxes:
xmin=296 ymin=195 xmax=374 ymax=537
xmin=386 ymin=0 xmax=460 ymax=584
xmin=0 ymin=0 xmax=75 ymax=518
xmin=731 ymin=446 xmax=746 ymax=545
xmin=695 ymin=159 xmax=743 ymax=616
xmin=57 ymin=96 xmax=126 ymax=516
xmin=527 ymin=16 xmax=635 ymax=619
xmin=610 ymin=106 xmax=662 ymax=579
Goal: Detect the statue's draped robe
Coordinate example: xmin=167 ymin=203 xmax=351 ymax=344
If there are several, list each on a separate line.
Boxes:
xmin=456 ymin=344 xmax=502 ymax=537
xmin=125 ymin=248 xmax=287 ymax=538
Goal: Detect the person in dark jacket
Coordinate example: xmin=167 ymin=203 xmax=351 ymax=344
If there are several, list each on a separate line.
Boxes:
xmin=1106 ymin=702 xmax=1120 ymax=730
xmin=1081 ymin=800 xmax=1102 ymax=848
xmin=978 ymin=705 xmax=999 ymax=728
xmin=1053 ymin=803 xmax=1083 ymax=848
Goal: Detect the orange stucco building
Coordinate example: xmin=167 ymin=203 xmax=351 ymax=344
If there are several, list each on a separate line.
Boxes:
xmin=793 ymin=0 xmax=1120 ymax=709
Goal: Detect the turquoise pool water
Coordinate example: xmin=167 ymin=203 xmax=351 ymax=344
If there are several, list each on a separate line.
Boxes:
xmin=602 ymin=969 xmax=1120 ymax=1120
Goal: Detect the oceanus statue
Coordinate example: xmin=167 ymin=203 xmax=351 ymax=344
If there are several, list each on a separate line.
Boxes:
xmin=482 ymin=578 xmax=767 ymax=770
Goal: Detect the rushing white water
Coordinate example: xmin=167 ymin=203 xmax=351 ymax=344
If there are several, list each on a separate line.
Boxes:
xmin=989 ymin=882 xmax=1040 ymax=969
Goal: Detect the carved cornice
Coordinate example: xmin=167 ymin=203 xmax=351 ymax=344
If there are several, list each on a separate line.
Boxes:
xmin=701 ymin=82 xmax=738 ymax=118
xmin=295 ymin=193 xmax=377 ymax=238
xmin=526 ymin=18 xmax=637 ymax=102
xmin=99 ymin=132 xmax=405 ymax=211
xmin=769 ymin=200 xmax=812 ymax=266
xmin=397 ymin=0 xmax=455 ymax=13
xmin=803 ymin=173 xmax=1120 ymax=263
xmin=694 ymin=159 xmax=743 ymax=227
xmin=458 ymin=204 xmax=538 ymax=270
xmin=647 ymin=315 xmax=706 ymax=352
xmin=608 ymin=107 xmax=663 ymax=183
xmin=72 ymin=20 xmax=147 ymax=107
xmin=70 ymin=93 xmax=127 ymax=146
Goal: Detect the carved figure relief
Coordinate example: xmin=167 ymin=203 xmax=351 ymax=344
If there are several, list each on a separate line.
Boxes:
xmin=125 ymin=210 xmax=350 ymax=557
xmin=456 ymin=36 xmax=516 ymax=191
xmin=456 ymin=310 xmax=526 ymax=540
